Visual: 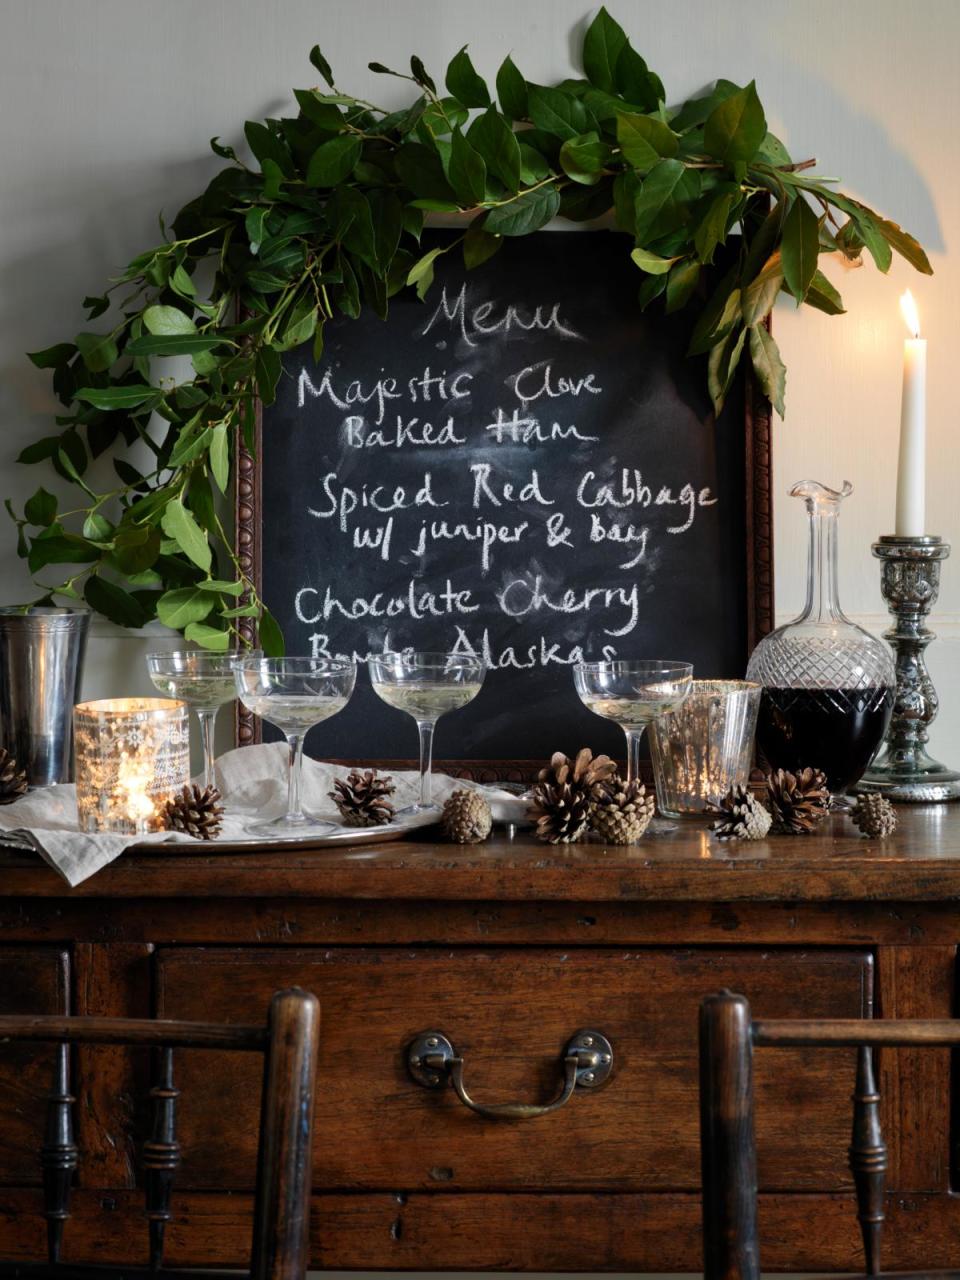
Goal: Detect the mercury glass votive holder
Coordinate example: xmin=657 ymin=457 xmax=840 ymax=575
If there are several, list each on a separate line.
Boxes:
xmin=648 ymin=680 xmax=762 ymax=817
xmin=74 ymin=698 xmax=190 ymax=834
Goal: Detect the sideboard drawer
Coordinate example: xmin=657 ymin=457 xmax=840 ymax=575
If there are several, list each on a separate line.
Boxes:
xmin=155 ymin=946 xmax=872 ymax=1192
xmin=0 ymin=946 xmax=70 ymax=1183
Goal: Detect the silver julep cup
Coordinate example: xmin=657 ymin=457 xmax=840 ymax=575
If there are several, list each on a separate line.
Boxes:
xmin=0 ymin=606 xmax=90 ymax=786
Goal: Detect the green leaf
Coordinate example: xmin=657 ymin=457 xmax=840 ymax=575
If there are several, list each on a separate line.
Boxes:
xmin=616 ymin=112 xmax=679 ymax=171
xmin=559 ymin=131 xmax=610 ymax=185
xmin=688 ymin=267 xmax=740 ymax=355
xmin=27 ymin=531 xmax=99 ymax=573
xmin=306 ymin=135 xmax=361 ymax=187
xmin=467 ymin=107 xmax=521 ymax=191
xmin=694 ymin=192 xmax=734 ymax=264
xmin=168 ymin=424 xmax=211 ymax=469
xmin=407 ymin=246 xmax=445 ymax=300
xmin=83 ymin=576 xmax=147 ymax=629
xmin=309 ymin=44 xmax=335 ymax=89
xmin=633 ymin=157 xmax=686 ymax=241
xmin=875 ymin=215 xmax=933 ymax=275
xmin=170 ymin=264 xmax=197 ymax=300
xmin=447 ymin=128 xmax=487 ymax=205
xmin=804 ymin=269 xmax=845 ymax=316
xmin=757 ymin=130 xmax=792 ymax=166
xmin=445 ymin=46 xmax=490 ymax=108
xmin=17 ymin=437 xmax=59 ymax=465
xmin=161 ymin=496 xmax=211 ymax=572
xmin=258 ymin=605 xmax=285 ymax=657
xmin=527 ymin=85 xmax=592 ymax=141
xmin=614 ymin=45 xmax=663 ymax=112
xmin=707 ymin=325 xmax=746 ymax=416
xmin=244 ymin=120 xmax=293 ymax=176
xmin=665 ymin=259 xmax=701 ymax=313
xmin=496 ymin=55 xmax=528 ymax=120
xmin=781 ymin=195 xmax=821 ymax=303
xmin=245 ymin=206 xmax=269 ymax=253
xmin=636 ymin=272 xmax=667 ymax=309
xmin=126 ymin=333 xmax=225 ymax=356
xmin=75 ymin=332 xmax=118 ymax=373
xmin=74 ymin=384 xmax=161 ymax=411
xmin=749 ymin=324 xmax=786 ymax=417
xmin=463 ymin=225 xmax=502 ymax=270
xmin=368 ymin=189 xmax=403 ymax=270
xmin=113 ymin=522 xmax=162 ymax=573
xmin=394 ymin=142 xmax=457 ymax=203
xmin=630 ymin=246 xmax=680 ymax=275
xmin=28 ymin=343 xmax=76 ymax=369
xmin=582 ymin=6 xmax=627 ymax=94
xmin=742 ymin=250 xmax=784 ymax=326
xmin=24 ymin=488 xmax=57 ymax=527
xmin=143 ymin=305 xmax=196 ymax=336
xmin=255 ymin=346 xmax=282 ymax=406
xmin=200 ymin=578 xmax=244 ymax=596
xmin=484 ymin=184 xmax=560 ymax=236
xmin=409 ymin=55 xmax=437 ymax=95
xmin=703 ymin=80 xmax=766 ymax=170
xmin=210 ymin=423 xmax=230 ymax=494
xmin=184 ymin=621 xmax=231 ymax=651
xmin=156 ymin=587 xmax=216 ymax=630
xmin=518 ymin=141 xmax=550 ymax=184
xmin=82 ymin=512 xmax=113 ymax=542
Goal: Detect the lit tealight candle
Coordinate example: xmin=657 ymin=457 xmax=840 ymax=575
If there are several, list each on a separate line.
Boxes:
xmin=894 ymin=290 xmax=927 ymax=538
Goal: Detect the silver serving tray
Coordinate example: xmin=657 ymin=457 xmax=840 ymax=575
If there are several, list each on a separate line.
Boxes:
xmin=132 ymin=810 xmax=440 ymax=855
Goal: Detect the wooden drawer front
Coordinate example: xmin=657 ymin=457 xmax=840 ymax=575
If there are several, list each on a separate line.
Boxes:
xmin=156 ymin=946 xmax=872 ymax=1192
xmin=0 ymin=946 xmax=70 ymax=1184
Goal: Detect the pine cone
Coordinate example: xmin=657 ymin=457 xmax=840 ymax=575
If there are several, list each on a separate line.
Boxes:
xmin=710 ymin=784 xmax=773 ymax=841
xmin=528 ymin=748 xmax=617 ymax=844
xmin=330 ymin=769 xmax=396 ymax=827
xmin=163 ymin=783 xmax=224 ymax=840
xmin=589 ymin=777 xmax=655 ymax=845
xmin=766 ymin=766 xmax=830 ymax=834
xmin=441 ymin=788 xmax=492 ymax=844
xmin=850 ymin=793 xmax=897 ymax=838
xmin=0 ymin=748 xmax=28 ymax=804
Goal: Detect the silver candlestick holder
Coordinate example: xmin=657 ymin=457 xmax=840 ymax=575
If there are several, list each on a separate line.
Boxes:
xmin=856 ymin=535 xmax=960 ymax=802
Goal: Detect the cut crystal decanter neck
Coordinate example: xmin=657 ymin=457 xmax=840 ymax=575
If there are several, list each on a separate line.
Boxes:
xmin=746 ymin=480 xmax=895 ymax=793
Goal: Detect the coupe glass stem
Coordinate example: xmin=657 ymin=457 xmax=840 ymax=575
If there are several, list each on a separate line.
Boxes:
xmin=417 ymin=720 xmax=435 ymax=807
xmin=624 ymin=727 xmax=646 ymax=784
xmin=196 ymin=708 xmax=218 ymax=790
xmin=285 ymin=733 xmax=305 ymax=822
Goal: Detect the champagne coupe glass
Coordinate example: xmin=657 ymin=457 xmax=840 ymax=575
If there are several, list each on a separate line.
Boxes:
xmin=234 ymin=656 xmax=356 ymax=836
xmin=146 ymin=650 xmax=247 ymax=790
xmin=368 ymin=652 xmax=486 ymax=813
xmin=573 ymin=660 xmax=694 ymax=786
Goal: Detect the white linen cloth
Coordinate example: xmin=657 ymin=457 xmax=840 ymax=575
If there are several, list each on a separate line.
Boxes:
xmin=0 ymin=743 xmax=527 ymax=888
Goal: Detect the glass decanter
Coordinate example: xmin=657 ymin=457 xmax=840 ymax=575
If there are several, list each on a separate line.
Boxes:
xmin=746 ymin=480 xmax=895 ymax=795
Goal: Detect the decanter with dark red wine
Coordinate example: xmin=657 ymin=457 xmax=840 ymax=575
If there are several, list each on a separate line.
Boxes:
xmin=746 ymin=480 xmax=895 ymax=795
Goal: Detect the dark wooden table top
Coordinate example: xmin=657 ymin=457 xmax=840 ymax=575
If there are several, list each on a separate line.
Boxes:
xmin=1 ymin=805 xmax=959 ymax=901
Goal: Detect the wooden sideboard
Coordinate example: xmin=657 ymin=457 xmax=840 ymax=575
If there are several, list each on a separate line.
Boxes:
xmin=0 ymin=807 xmax=959 ymax=1272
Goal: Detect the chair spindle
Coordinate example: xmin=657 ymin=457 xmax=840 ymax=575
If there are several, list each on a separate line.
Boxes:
xmin=848 ymin=1044 xmax=887 ymax=1277
xmin=40 ymin=1042 xmax=79 ymax=1265
xmin=142 ymin=1047 xmax=181 ymax=1271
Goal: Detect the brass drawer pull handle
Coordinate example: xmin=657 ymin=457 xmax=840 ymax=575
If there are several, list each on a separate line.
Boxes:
xmin=406 ymin=1029 xmax=613 ymax=1120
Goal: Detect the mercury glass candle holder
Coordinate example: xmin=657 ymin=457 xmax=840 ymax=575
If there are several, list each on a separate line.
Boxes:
xmin=648 ymin=680 xmax=762 ymax=817
xmin=74 ymin=698 xmax=190 ymax=834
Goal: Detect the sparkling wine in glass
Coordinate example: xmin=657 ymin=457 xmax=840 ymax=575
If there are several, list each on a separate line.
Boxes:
xmin=368 ymin=652 xmax=486 ymax=813
xmin=146 ymin=650 xmax=248 ymax=790
xmin=234 ymin=656 xmax=356 ymax=837
xmin=574 ymin=660 xmax=694 ymax=786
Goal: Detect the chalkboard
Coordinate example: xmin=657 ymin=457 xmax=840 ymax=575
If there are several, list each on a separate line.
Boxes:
xmin=238 ymin=229 xmax=772 ymax=763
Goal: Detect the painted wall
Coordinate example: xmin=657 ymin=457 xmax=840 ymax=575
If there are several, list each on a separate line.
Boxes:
xmin=2 ymin=0 xmax=957 ymax=760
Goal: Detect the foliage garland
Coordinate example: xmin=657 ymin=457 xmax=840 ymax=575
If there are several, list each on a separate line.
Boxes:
xmin=11 ymin=8 xmax=932 ymax=653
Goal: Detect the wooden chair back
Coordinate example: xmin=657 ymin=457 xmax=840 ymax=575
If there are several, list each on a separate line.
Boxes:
xmin=0 ymin=987 xmax=319 ymax=1280
xmin=699 ymin=989 xmax=960 ymax=1280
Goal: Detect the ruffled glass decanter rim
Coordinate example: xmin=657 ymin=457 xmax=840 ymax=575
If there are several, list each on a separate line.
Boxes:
xmin=747 ymin=480 xmax=895 ymax=691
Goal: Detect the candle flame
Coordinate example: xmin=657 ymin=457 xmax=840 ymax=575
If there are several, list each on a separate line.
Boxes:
xmin=117 ymin=751 xmax=155 ymax=825
xmin=900 ymin=289 xmax=921 ymax=339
